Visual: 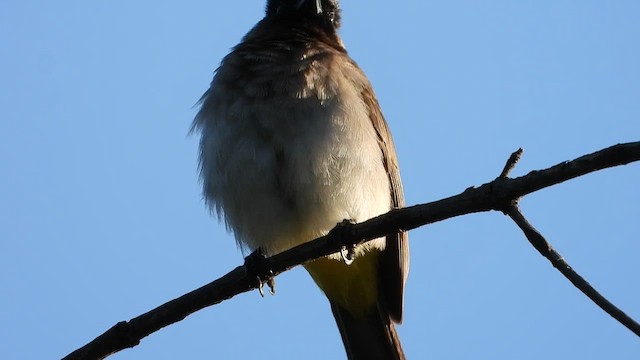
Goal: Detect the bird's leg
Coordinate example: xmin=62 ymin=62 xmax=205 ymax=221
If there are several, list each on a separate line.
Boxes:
xmin=244 ymin=248 xmax=276 ymax=297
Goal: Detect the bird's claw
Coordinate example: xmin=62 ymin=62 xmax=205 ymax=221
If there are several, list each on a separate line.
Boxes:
xmin=340 ymin=245 xmax=355 ymax=265
xmin=244 ymin=249 xmax=276 ymax=297
xmin=256 ymin=272 xmax=276 ymax=297
xmin=267 ymin=278 xmax=276 ymax=295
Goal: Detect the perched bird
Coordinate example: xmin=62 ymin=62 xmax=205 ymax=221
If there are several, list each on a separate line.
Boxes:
xmin=192 ymin=1 xmax=409 ymax=358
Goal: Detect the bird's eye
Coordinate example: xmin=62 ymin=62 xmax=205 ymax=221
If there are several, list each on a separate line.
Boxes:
xmin=328 ymin=11 xmax=335 ymax=23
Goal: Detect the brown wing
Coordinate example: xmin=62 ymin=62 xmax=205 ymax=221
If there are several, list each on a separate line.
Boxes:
xmin=361 ymin=84 xmax=410 ymax=324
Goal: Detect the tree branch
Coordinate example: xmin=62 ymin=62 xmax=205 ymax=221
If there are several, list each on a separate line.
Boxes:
xmin=63 ymin=141 xmax=640 ymax=360
xmin=504 ymin=204 xmax=640 ymax=337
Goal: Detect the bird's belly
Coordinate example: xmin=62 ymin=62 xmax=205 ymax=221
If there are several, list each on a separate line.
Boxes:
xmin=203 ymin=93 xmax=391 ymax=256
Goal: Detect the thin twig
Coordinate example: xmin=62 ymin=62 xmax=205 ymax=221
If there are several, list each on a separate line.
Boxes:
xmin=505 ymin=204 xmax=640 ymax=337
xmin=499 ymin=148 xmax=524 ymax=178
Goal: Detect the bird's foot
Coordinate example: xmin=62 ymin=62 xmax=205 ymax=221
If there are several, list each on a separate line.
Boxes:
xmin=331 ymin=219 xmax=357 ymax=265
xmin=244 ymin=248 xmax=275 ymax=297
xmin=340 ymin=246 xmax=356 ymax=265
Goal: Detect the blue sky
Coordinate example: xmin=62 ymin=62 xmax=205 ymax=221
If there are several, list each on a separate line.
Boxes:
xmin=1 ymin=1 xmax=639 ymax=359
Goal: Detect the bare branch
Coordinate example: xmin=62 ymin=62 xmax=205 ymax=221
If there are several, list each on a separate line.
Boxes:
xmin=63 ymin=141 xmax=640 ymax=359
xmin=505 ymin=204 xmax=640 ymax=337
xmin=63 ymin=266 xmax=251 ymax=359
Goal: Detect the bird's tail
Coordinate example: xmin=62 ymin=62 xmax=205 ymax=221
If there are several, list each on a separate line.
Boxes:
xmin=330 ymin=300 xmax=405 ymax=360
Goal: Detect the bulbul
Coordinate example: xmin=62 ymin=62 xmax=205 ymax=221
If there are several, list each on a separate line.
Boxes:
xmin=192 ymin=1 xmax=409 ymax=359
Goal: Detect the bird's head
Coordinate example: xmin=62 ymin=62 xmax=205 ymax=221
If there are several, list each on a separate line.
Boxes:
xmin=265 ymin=0 xmax=341 ymax=30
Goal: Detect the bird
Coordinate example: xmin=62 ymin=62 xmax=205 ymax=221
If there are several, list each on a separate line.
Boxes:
xmin=192 ymin=1 xmax=409 ymax=359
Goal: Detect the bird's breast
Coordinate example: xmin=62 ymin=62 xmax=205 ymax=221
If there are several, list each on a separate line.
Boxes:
xmin=196 ymin=47 xmax=390 ymax=255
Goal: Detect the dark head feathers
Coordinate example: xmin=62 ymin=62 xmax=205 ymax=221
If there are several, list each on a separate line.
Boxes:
xmin=265 ymin=0 xmax=341 ymax=29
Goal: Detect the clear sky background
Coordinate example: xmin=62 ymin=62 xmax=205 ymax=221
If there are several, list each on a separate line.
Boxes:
xmin=1 ymin=1 xmax=639 ymax=359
